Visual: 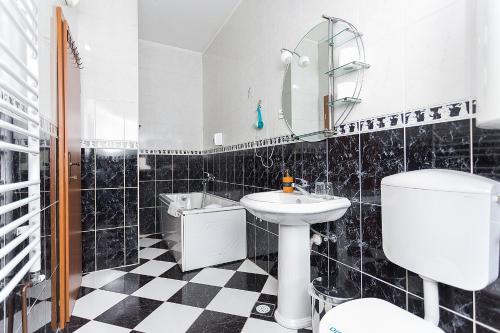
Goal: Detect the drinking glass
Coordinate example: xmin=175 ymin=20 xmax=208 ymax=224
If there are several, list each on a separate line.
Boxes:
xmin=315 ymin=182 xmax=325 ymax=197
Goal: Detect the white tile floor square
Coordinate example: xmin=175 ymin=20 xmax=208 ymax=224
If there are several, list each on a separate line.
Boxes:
xmin=262 ymin=276 xmax=278 ymax=296
xmin=132 ymin=277 xmax=187 ymax=301
xmin=134 ymin=302 xmax=204 ymax=333
xmin=190 ymin=267 xmax=236 ymax=287
xmin=237 ymin=259 xmax=268 ymax=275
xmin=81 ymin=269 xmax=127 ymax=289
xmin=72 ymin=290 xmax=127 ymax=319
xmin=130 ymin=259 xmax=176 ymax=277
xmin=138 ymin=247 xmax=167 ymax=260
xmin=206 ymin=288 xmax=260 ymax=317
xmin=139 ymin=237 xmax=162 ymax=247
xmin=74 ymin=320 xmax=131 ymax=333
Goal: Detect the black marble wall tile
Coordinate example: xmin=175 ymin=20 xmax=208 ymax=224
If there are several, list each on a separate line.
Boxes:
xmin=301 ymin=141 xmax=327 ymax=184
xmin=268 ymin=145 xmax=283 ymax=190
xmin=255 ymin=226 xmax=269 ymax=273
xmin=96 ymin=189 xmax=124 ymax=229
xmin=476 ymin=279 xmax=500 ymax=331
xmin=156 ymin=155 xmax=172 ymax=181
xmin=476 ymin=324 xmax=497 ymax=333
xmin=173 ymin=155 xmax=189 ymax=179
xmin=328 ymin=134 xmax=360 ymax=201
xmin=360 ymin=128 xmax=404 ymax=204
xmin=125 ymin=226 xmax=139 ymax=265
xmin=215 ymin=181 xmax=227 ymax=197
xmin=125 ymin=188 xmax=138 ymax=226
xmin=226 ymin=152 xmax=235 ymax=183
xmin=207 ymin=154 xmax=214 ymax=176
xmin=125 ymin=150 xmax=138 ymax=187
xmin=283 ymin=142 xmax=302 ymax=179
xmin=96 ymin=228 xmax=125 ymax=270
xmin=189 ymin=179 xmax=203 ymax=192
xmin=96 ymin=149 xmax=124 ymax=188
xmin=362 ymin=274 xmax=405 ymax=309
xmin=269 ymin=233 xmax=278 ymax=279
xmin=406 ymin=119 xmax=471 ymax=172
xmin=139 ymin=208 xmax=155 ymax=235
xmin=438 ymin=308 xmax=474 ymax=333
xmin=473 ymin=119 xmax=500 ymax=181
xmin=244 ymin=149 xmax=255 ymax=187
xmin=173 ymin=179 xmax=188 ymax=193
xmin=268 ymin=222 xmax=279 ymax=235
xmin=247 ymin=223 xmax=256 ymax=262
xmin=328 ymin=203 xmax=361 ymax=269
xmin=311 ymin=223 xmax=328 ymax=257
xmin=213 ymin=153 xmax=220 ymax=180
xmin=155 ymin=181 xmax=172 ymax=205
xmin=139 ymin=181 xmax=155 ymax=208
xmin=311 ymin=252 xmax=328 ymax=280
xmin=361 ymin=203 xmax=406 ymax=288
xmin=189 ymin=155 xmax=204 ymax=180
xmin=328 ymin=260 xmax=361 ymax=299
xmin=81 ymin=148 xmax=95 ymax=189
xmin=82 ymin=231 xmax=96 ymax=273
xmin=254 ymin=148 xmax=268 ymax=188
xmin=81 ymin=189 xmax=95 ymax=231
xmin=139 ymin=155 xmax=155 ymax=181
xmin=219 ymin=153 xmax=227 ymax=182
xmin=235 ymin=151 xmax=244 ymax=184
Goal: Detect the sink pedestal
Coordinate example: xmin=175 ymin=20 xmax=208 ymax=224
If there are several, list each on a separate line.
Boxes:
xmin=274 ymin=224 xmax=312 ymax=329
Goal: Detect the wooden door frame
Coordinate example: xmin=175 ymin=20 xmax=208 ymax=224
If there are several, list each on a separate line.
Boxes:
xmin=55 ymin=6 xmax=70 ymax=327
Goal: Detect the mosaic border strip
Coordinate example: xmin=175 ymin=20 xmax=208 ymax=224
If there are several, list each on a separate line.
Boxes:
xmin=81 ymin=140 xmax=139 ymax=150
xmin=0 ymin=89 xmax=29 ymax=114
xmin=136 ymin=99 xmax=477 ymax=155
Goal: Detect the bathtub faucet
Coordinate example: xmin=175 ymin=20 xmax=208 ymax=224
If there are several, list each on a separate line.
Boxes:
xmin=202 ymin=172 xmax=215 ymax=207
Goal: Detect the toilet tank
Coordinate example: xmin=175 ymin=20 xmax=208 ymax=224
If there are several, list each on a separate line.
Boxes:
xmin=381 ymin=169 xmax=500 ymax=291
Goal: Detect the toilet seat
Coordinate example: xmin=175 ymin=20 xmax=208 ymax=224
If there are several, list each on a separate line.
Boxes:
xmin=319 ymin=298 xmax=444 ymax=333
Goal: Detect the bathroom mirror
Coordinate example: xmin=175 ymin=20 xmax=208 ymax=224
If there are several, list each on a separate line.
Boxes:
xmin=281 ymin=17 xmax=368 ymax=142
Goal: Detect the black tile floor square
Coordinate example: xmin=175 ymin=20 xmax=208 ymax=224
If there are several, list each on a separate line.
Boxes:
xmin=225 ymin=271 xmax=269 ymax=292
xmin=77 ymin=286 xmax=95 ymax=299
xmin=153 ymin=250 xmax=177 ymax=262
xmin=186 ymin=310 xmax=247 ymax=333
xmin=100 ymin=273 xmax=154 ymax=294
xmin=212 ymin=259 xmax=244 ymax=271
xmin=168 ymin=282 xmax=222 ymax=308
xmin=160 ymin=264 xmax=200 ymax=281
xmin=250 ymin=301 xmax=276 ymax=322
xmin=149 ymin=241 xmax=169 ymax=249
xmin=64 ymin=316 xmax=90 ymax=332
xmin=94 ymin=295 xmax=163 ymax=329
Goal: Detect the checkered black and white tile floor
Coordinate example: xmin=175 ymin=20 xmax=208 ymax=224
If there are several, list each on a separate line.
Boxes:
xmin=67 ymin=234 xmax=313 ymax=333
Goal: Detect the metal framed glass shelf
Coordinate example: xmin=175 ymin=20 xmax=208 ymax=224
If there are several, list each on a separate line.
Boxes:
xmin=294 ymin=129 xmax=336 ymax=140
xmin=325 ymin=61 xmax=370 ymax=78
xmin=329 ymin=97 xmax=362 ymax=107
xmin=328 ymin=27 xmax=362 ymax=47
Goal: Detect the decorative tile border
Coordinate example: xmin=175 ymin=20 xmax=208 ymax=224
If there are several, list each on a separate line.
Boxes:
xmin=81 ymin=140 xmax=138 ymax=150
xmin=119 ymin=99 xmax=477 ymax=155
xmin=139 ymin=148 xmax=203 ymax=155
xmin=0 ymin=89 xmax=29 ymax=114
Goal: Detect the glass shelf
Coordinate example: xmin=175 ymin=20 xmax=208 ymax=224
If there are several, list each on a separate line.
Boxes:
xmin=329 ymin=97 xmax=362 ymax=107
xmin=329 ymin=27 xmax=362 ymax=47
xmin=325 ymin=61 xmax=370 ymax=78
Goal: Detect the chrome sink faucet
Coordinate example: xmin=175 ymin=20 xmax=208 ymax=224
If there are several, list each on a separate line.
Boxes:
xmin=294 ymin=178 xmax=310 ymax=195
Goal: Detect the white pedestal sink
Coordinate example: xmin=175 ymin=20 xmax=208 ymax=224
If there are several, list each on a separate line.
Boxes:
xmin=240 ymin=191 xmax=351 ymax=329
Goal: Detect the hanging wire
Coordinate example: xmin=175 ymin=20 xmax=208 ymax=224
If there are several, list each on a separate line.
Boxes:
xmin=255 ymin=144 xmax=275 ymax=169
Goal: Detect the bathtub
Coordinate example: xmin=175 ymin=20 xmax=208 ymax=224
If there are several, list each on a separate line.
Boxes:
xmin=158 ymin=192 xmax=247 ymax=272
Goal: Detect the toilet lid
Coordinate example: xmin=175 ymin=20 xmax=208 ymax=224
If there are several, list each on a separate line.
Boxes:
xmin=319 ymin=298 xmax=444 ymax=333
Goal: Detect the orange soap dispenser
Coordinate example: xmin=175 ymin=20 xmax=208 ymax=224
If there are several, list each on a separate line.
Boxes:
xmin=282 ymin=170 xmax=294 ymax=193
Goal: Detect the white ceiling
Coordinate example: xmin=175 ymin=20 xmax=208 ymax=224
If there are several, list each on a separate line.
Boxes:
xmin=138 ymin=0 xmax=241 ymax=53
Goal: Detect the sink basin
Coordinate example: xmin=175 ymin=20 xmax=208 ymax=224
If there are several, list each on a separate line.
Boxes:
xmin=240 ymin=191 xmax=351 ymax=225
xmin=240 ymin=190 xmax=351 ymax=329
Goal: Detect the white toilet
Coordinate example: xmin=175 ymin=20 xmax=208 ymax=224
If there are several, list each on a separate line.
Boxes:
xmin=320 ymin=169 xmax=500 ymax=333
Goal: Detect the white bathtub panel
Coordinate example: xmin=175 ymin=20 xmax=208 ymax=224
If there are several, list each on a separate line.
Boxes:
xmin=182 ymin=210 xmax=247 ymax=271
